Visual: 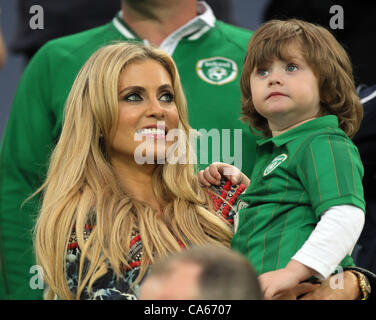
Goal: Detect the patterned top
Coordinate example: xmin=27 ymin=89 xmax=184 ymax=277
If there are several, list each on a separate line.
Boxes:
xmin=65 ymin=179 xmax=245 ymax=300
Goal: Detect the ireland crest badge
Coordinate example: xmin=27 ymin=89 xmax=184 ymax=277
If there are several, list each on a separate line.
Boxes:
xmin=196 ymin=57 xmax=238 ymax=85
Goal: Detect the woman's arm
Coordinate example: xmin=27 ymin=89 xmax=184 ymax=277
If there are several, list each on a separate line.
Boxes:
xmin=273 ymin=268 xmax=375 ymax=300
xmin=0 ymin=27 xmax=6 ymax=68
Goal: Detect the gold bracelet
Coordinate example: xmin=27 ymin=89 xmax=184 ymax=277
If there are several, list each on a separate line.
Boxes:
xmin=351 ymin=270 xmax=371 ymax=300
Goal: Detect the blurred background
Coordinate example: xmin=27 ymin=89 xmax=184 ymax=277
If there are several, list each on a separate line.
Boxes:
xmin=1 ymin=0 xmax=374 ymax=138
xmin=0 ymin=0 xmax=270 ymax=139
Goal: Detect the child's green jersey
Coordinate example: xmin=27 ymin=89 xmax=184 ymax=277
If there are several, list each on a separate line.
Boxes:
xmin=232 ymin=116 xmax=365 ymax=275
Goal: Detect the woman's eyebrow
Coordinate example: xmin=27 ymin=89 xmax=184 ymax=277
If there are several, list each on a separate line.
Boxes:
xmin=119 ymin=84 xmax=173 ymax=95
xmin=158 ymin=84 xmax=174 ymax=91
xmin=118 ymin=86 xmax=145 ymax=95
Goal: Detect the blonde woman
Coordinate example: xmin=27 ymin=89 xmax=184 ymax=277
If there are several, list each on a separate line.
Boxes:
xmin=33 ymin=42 xmax=244 ymax=300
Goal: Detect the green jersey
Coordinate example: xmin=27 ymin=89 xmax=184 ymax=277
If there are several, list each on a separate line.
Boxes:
xmin=0 ymin=11 xmax=255 ymax=299
xmin=231 ymin=116 xmax=365 ymax=275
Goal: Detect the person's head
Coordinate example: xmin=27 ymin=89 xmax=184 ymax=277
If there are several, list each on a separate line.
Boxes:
xmin=34 ymin=42 xmax=232 ymax=299
xmin=240 ymin=19 xmax=363 ymax=138
xmin=139 ymin=245 xmax=262 ymax=300
xmin=62 ymin=42 xmax=190 ymax=165
xmin=121 ymin=0 xmax=197 ymax=18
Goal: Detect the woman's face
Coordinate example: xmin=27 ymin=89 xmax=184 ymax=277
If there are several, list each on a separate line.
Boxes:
xmin=109 ymin=58 xmax=180 ymax=165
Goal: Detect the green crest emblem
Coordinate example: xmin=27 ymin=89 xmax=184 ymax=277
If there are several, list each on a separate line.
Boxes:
xmin=263 ymin=154 xmax=288 ymax=176
xmin=196 ymin=57 xmax=238 ymax=85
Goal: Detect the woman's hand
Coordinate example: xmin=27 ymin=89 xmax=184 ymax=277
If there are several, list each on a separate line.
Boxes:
xmin=299 ymin=271 xmax=360 ymax=300
xmin=198 ymin=162 xmax=250 ymax=188
xmin=272 ymin=282 xmax=321 ymax=300
xmin=272 ymin=271 xmax=360 ymax=300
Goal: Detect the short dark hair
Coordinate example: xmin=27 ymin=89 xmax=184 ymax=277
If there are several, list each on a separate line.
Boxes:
xmin=148 ymin=245 xmax=262 ymax=300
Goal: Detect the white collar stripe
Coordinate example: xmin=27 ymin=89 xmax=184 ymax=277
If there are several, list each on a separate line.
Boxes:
xmin=112 ymin=15 xmax=135 ymax=39
xmin=188 ymin=25 xmax=211 ymax=40
xmin=111 ymin=1 xmax=216 ymax=55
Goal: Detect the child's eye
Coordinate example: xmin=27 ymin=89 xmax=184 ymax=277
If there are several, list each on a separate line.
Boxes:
xmin=159 ymin=92 xmax=175 ymax=103
xmin=124 ymin=93 xmax=142 ymax=101
xmin=286 ymin=64 xmax=298 ymax=72
xmin=257 ymin=69 xmax=269 ymax=77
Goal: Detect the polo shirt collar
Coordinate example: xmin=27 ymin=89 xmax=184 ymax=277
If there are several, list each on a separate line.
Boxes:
xmin=257 ymin=115 xmax=339 ymax=147
xmin=112 ymin=1 xmax=215 ymax=55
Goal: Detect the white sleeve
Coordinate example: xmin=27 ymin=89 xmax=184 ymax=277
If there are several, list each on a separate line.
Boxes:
xmin=292 ymin=205 xmax=365 ymax=280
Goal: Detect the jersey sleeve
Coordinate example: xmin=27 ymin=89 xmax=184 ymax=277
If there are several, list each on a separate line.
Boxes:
xmin=296 ymin=134 xmax=365 ymax=218
xmin=0 ymin=43 xmax=58 ymax=299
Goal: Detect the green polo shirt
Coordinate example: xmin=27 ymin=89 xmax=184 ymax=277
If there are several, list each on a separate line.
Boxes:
xmin=231 ymin=115 xmax=365 ymax=275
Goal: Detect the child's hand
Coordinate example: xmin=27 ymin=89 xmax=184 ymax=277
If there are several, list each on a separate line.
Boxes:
xmin=259 ymin=260 xmax=316 ymax=299
xmin=198 ymin=162 xmax=250 ymax=188
xmin=259 ymin=268 xmax=301 ymax=299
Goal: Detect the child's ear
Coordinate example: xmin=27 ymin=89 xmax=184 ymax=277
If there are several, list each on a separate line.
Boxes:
xmin=320 ymin=95 xmax=330 ymax=106
xmin=319 ymin=83 xmax=334 ymax=107
xmin=322 ymin=89 xmax=342 ymax=107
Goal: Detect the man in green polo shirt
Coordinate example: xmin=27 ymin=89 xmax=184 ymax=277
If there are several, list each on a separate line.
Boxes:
xmin=0 ymin=1 xmax=256 ymax=299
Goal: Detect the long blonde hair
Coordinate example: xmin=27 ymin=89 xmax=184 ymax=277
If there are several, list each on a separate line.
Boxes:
xmin=34 ymin=42 xmax=233 ymax=300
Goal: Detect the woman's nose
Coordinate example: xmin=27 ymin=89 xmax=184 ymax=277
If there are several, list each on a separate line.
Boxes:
xmin=147 ymin=99 xmax=165 ymax=118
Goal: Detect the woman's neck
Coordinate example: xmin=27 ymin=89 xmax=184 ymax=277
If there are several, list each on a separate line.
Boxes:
xmin=111 ymin=157 xmax=162 ymax=212
xmin=121 ymin=0 xmax=197 ymax=46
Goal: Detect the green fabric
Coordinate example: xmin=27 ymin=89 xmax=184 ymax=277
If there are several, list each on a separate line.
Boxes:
xmin=231 ymin=116 xmax=365 ymax=275
xmin=0 ymin=16 xmax=255 ymax=299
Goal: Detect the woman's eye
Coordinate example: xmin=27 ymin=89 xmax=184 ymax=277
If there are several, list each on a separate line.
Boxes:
xmin=159 ymin=92 xmax=174 ymax=102
xmin=286 ymin=64 xmax=298 ymax=72
xmin=124 ymin=93 xmax=142 ymax=101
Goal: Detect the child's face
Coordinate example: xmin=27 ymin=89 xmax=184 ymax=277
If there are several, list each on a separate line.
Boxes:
xmin=250 ymin=43 xmax=321 ymax=134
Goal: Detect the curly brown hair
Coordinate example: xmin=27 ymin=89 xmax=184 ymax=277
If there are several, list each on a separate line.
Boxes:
xmin=240 ymin=19 xmax=363 ymax=138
